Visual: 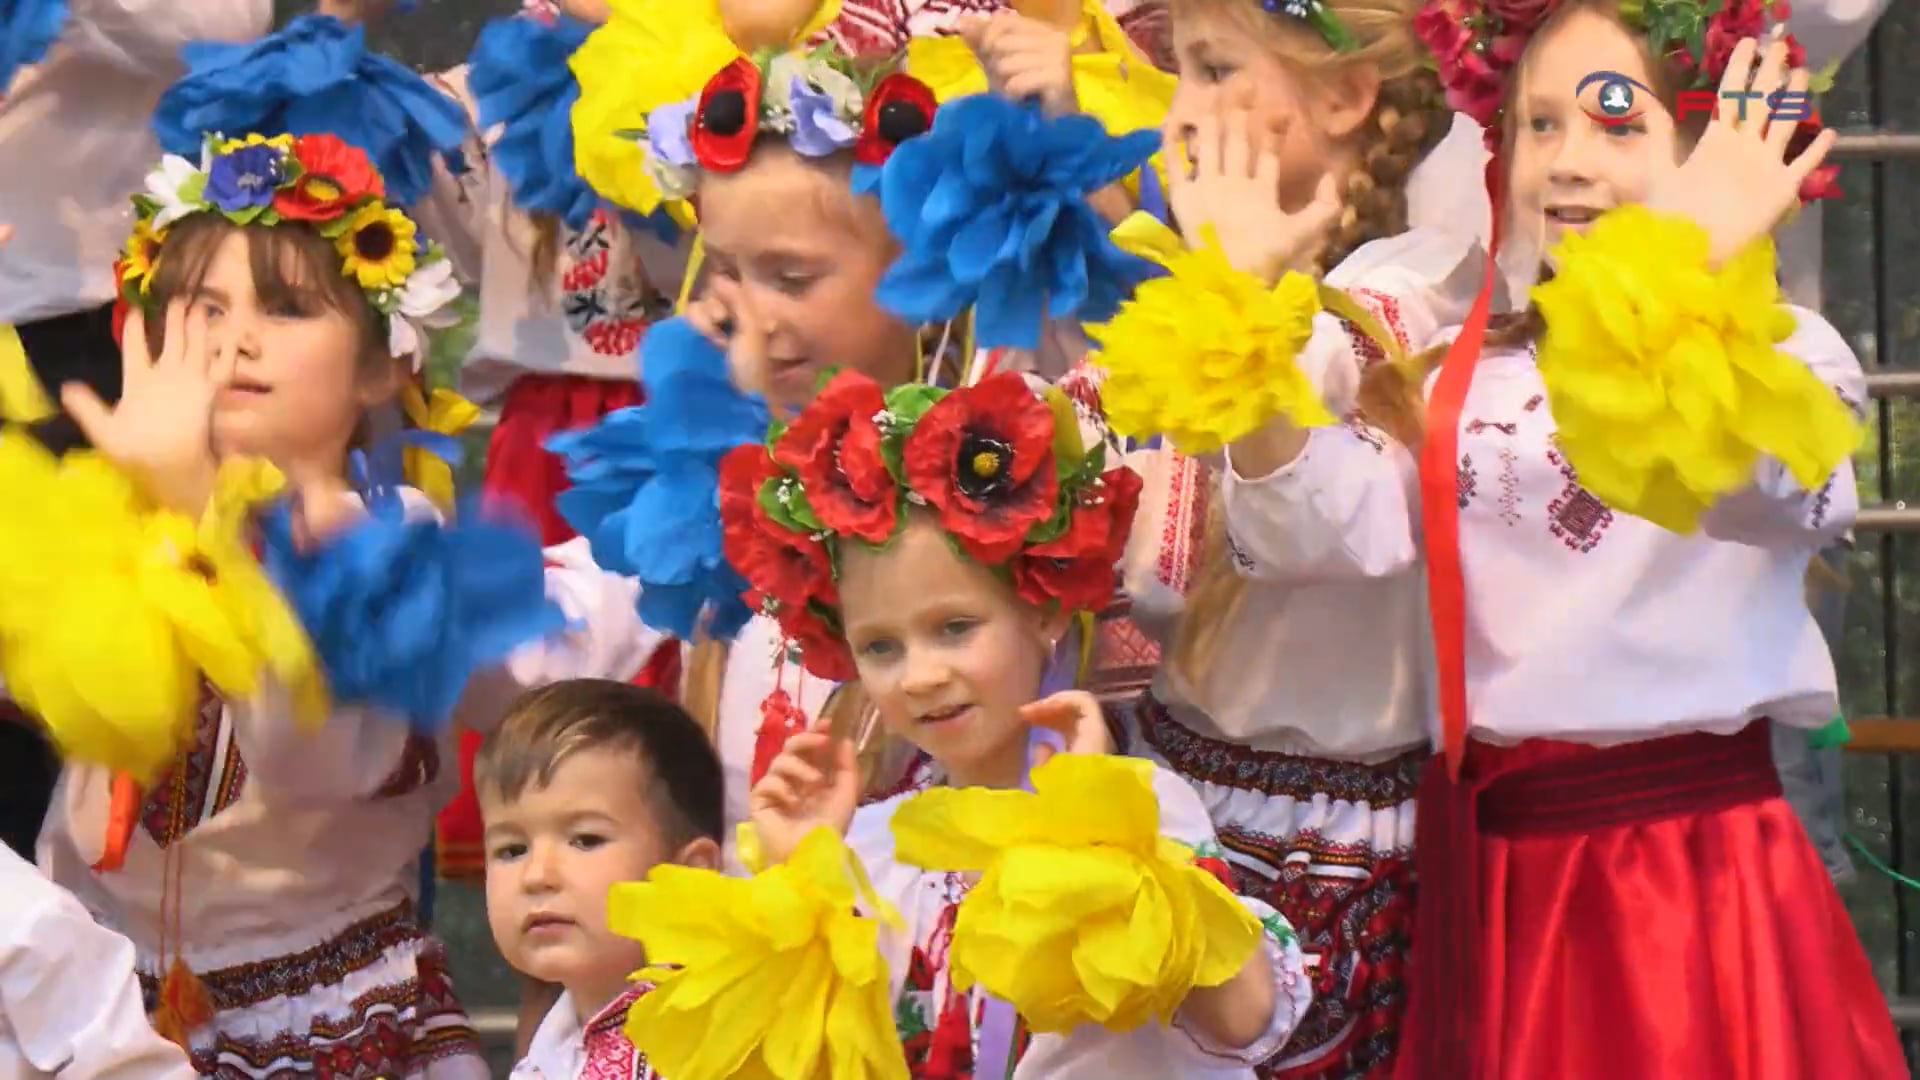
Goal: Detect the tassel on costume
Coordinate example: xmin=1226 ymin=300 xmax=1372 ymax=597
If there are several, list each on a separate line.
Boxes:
xmin=151 ymin=956 xmax=214 ymax=1050
xmin=91 ymin=771 xmax=142 ymax=872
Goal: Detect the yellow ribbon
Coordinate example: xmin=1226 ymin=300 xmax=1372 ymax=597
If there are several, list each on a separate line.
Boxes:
xmin=399 ymin=382 xmax=481 ymax=513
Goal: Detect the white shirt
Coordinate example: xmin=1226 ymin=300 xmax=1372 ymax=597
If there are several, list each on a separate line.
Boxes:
xmin=1446 ymin=314 xmax=1860 ymax=744
xmin=0 ymin=0 xmax=273 ymax=324
xmin=512 ymin=989 xmax=658 ymax=1080
xmin=411 ymin=68 xmax=690 ymax=406
xmin=1123 ymin=228 xmax=1482 ymax=761
xmin=849 ymin=768 xmax=1312 ymax=1078
xmin=0 ymin=845 xmax=194 ymax=1080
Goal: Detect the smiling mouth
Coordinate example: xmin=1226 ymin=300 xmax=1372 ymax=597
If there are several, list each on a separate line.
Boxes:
xmin=917 ymin=704 xmax=971 ymax=725
xmin=1546 ymin=206 xmax=1604 ymax=225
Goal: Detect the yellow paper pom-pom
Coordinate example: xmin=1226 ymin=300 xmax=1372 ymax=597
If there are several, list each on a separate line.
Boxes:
xmin=890 ymin=753 xmax=1262 ymax=1034
xmin=0 ymin=437 xmax=320 ymax=779
xmin=610 ymin=826 xmax=907 ymax=1080
xmin=1533 ymin=206 xmax=1861 ymax=534
xmin=1090 ymin=220 xmax=1332 ymax=453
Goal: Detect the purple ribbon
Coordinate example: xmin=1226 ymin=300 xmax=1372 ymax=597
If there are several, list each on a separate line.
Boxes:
xmin=973 ymin=621 xmax=1082 ymax=1077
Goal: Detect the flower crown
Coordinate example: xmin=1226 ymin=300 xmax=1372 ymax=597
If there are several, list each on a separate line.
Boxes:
xmin=118 ymin=132 xmax=461 ymax=364
xmin=717 ymin=370 xmax=1140 ymax=682
xmin=634 ymin=45 xmax=938 ymax=203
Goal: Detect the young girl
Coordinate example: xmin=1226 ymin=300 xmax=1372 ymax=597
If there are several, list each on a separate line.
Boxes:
xmin=22 ymin=134 xmax=492 ymax=1078
xmin=539 ymin=0 xmax=1170 ymax=861
xmin=1083 ymin=1 xmax=1475 ymax=1075
xmin=702 ymin=369 xmax=1311 ymax=1078
xmin=1309 ymin=3 xmax=1885 ymax=1074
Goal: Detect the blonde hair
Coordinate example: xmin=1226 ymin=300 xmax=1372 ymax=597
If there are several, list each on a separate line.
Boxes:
xmin=1163 ymin=0 xmax=1444 ymax=688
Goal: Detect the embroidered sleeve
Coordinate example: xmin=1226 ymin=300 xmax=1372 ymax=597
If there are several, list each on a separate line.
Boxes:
xmin=1699 ymin=305 xmax=1862 ymax=548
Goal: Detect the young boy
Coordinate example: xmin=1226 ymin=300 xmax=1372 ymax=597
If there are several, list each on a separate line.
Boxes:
xmin=477 ymin=679 xmax=724 ymax=1080
xmin=1 ymin=843 xmax=195 ymax=1078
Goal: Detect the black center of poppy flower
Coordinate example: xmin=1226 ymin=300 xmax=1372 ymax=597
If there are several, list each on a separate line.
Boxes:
xmin=704 ymin=90 xmax=749 ymax=136
xmin=355 ymin=222 xmax=396 ymax=262
xmin=954 ymin=434 xmax=1013 ymax=500
xmin=876 ymin=100 xmax=929 ymax=144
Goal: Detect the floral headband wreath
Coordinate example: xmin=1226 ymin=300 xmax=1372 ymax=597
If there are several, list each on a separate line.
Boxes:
xmin=715 ymin=369 xmax=1141 ymax=682
xmin=1415 ymin=0 xmax=1837 ymax=198
xmin=118 ymin=132 xmax=462 ymax=366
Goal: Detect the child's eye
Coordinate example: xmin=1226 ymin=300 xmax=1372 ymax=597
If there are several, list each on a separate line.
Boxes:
xmin=1604 ymin=121 xmax=1646 ymax=138
xmin=1201 ymin=63 xmax=1233 ymax=84
xmin=490 ymin=842 xmax=527 ymax=862
xmin=1530 ymin=116 xmax=1557 ymax=134
xmin=941 ymin=618 xmax=977 ymax=638
xmin=775 ymin=272 xmax=816 ymax=296
xmin=571 ymin=833 xmax=608 ymax=851
xmin=858 ymin=637 xmax=898 ymax=660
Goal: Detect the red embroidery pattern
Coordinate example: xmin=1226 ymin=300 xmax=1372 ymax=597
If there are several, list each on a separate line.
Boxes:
xmin=1546 ymin=447 xmax=1614 ymax=552
xmin=1524 ymin=394 xmax=1545 ymax=412
xmin=141 ymin=683 xmax=242 ymax=848
xmin=1347 ymin=287 xmax=1411 ymax=362
xmin=561 ymin=210 xmax=661 ymax=358
xmin=582 ymin=987 xmax=655 ymax=1080
xmin=1496 ymin=446 xmax=1522 ymax=527
xmin=1157 ymin=453 xmax=1206 ymax=593
xmin=819 ymin=0 xmax=1002 ymax=55
xmin=1457 ymin=454 xmax=1479 ymax=509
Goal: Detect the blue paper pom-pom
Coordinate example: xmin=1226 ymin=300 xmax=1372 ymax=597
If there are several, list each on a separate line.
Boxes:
xmin=549 ymin=317 xmax=770 ymax=641
xmin=0 ymin=0 xmax=67 ymax=90
xmin=153 ymin=15 xmax=467 ymax=206
xmin=259 ymin=497 xmax=564 ymax=733
xmin=857 ymin=95 xmax=1160 ymax=350
xmin=469 ymin=13 xmax=600 ymax=229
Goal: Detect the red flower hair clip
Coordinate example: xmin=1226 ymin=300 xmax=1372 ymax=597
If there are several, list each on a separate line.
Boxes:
xmin=716 ymin=370 xmax=1135 ymax=681
xmin=691 ymin=57 xmax=764 ymax=172
xmin=856 ymin=73 xmax=937 ymax=166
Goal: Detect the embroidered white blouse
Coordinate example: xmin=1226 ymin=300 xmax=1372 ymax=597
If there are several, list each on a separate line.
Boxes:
xmin=0 ymin=845 xmax=194 ymax=1080
xmin=512 ymin=988 xmax=658 ymax=1080
xmin=412 ymin=68 xmax=691 ymax=406
xmin=1112 ymin=227 xmax=1483 ymax=762
xmin=1440 ymin=310 xmax=1860 ymax=744
xmin=849 ymin=766 xmax=1312 ymax=1078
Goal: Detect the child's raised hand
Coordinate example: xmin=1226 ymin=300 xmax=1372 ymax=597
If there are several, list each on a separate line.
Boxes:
xmin=959 ymin=11 xmax=1077 ymax=117
xmin=1642 ymin=30 xmax=1836 ymax=267
xmin=1021 ymin=689 xmax=1113 ymax=768
xmin=1165 ymin=92 xmax=1342 ymax=284
xmin=62 ymin=301 xmax=229 ymax=513
xmin=747 ymin=718 xmax=860 ymax=865
xmin=688 ymin=276 xmax=777 ymax=403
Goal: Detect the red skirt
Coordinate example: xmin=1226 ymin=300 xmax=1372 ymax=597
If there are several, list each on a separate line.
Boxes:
xmin=436 ymin=372 xmax=663 ymax=881
xmin=1398 ymin=723 xmax=1904 ymax=1080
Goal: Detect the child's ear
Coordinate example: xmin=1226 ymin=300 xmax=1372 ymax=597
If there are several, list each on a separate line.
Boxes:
xmin=1308 ymin=63 xmax=1384 ymax=143
xmin=1033 ymin=605 xmax=1074 ymax=653
xmin=673 ymin=835 xmax=723 ymax=872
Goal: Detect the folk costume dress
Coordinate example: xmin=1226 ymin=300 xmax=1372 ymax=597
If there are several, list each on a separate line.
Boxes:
xmin=1389 ymin=1 xmax=1904 ymax=1075
xmin=512 ymin=988 xmax=662 ymax=1080
xmin=1088 ymin=223 xmax=1483 ymax=1079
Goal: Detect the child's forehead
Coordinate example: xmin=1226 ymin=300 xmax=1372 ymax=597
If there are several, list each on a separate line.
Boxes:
xmin=479 ymin=742 xmax=653 ymax=815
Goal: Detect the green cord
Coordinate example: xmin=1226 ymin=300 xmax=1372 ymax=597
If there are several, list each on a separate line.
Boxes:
xmin=1846 ymin=835 xmax=1920 ymax=892
xmin=1807 ymin=715 xmax=1852 ymax=750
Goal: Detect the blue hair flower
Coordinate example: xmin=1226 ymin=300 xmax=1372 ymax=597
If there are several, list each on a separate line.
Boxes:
xmin=789 ymin=77 xmax=857 ymax=158
xmin=258 ymin=495 xmax=563 ymax=734
xmin=204 ymin=144 xmax=284 ymax=215
xmin=153 ymin=15 xmax=467 ymax=206
xmin=469 ymin=12 xmax=601 ymax=229
xmin=858 ymin=95 xmax=1160 ymax=350
xmin=0 ymin=0 xmax=67 ymax=90
xmin=549 ymin=317 xmax=770 ymax=641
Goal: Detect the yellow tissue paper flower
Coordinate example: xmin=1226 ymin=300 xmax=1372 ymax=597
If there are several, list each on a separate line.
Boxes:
xmin=571 ymin=0 xmax=743 ymax=221
xmin=1533 ymin=206 xmax=1861 ymax=534
xmin=610 ymin=826 xmax=907 ymax=1080
xmin=890 ymin=754 xmax=1262 ymax=1034
xmin=0 ymin=437 xmax=321 ymax=779
xmin=399 ymin=383 xmax=481 ymax=514
xmin=0 ymin=325 xmax=53 ymax=423
xmin=1090 ymin=220 xmax=1331 ymax=453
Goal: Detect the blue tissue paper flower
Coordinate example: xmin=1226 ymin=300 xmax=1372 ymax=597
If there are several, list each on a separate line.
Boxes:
xmin=258 ymin=496 xmax=563 ymax=733
xmin=0 ymin=0 xmax=67 ymax=91
xmin=857 ymin=94 xmax=1160 ymax=350
xmin=469 ymin=13 xmax=601 ymax=230
xmin=549 ymin=317 xmax=770 ymax=641
xmin=153 ymin=15 xmax=466 ymax=206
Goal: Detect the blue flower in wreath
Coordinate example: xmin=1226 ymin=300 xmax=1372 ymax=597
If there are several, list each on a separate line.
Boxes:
xmin=205 ymin=144 xmax=285 ymax=214
xmin=857 ymin=94 xmax=1159 ymax=350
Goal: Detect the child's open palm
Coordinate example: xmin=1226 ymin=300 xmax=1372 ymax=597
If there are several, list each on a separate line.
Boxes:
xmin=62 ymin=302 xmax=231 ymax=513
xmin=748 ymin=720 xmax=860 ymax=866
xmin=1166 ymin=92 xmax=1341 ymax=284
xmin=1643 ymin=31 xmax=1837 ymax=267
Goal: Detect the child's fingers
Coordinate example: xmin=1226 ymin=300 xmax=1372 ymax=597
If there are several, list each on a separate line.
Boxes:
xmin=1765 ymin=66 xmax=1812 ymax=156
xmin=1018 ymin=696 xmax=1081 ymax=734
xmin=156 ymin=300 xmax=189 ymax=370
xmin=767 ymin=753 xmax=827 ymax=792
xmin=58 ymin=384 xmax=115 ymax=451
xmin=1030 ymin=740 xmax=1057 ymax=770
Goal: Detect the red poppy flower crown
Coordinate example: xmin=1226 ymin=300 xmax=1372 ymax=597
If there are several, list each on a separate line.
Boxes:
xmin=635 ymin=46 xmax=938 ymax=202
xmin=717 ymin=369 xmax=1142 ymax=682
xmin=1415 ymin=0 xmax=1838 ymax=199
